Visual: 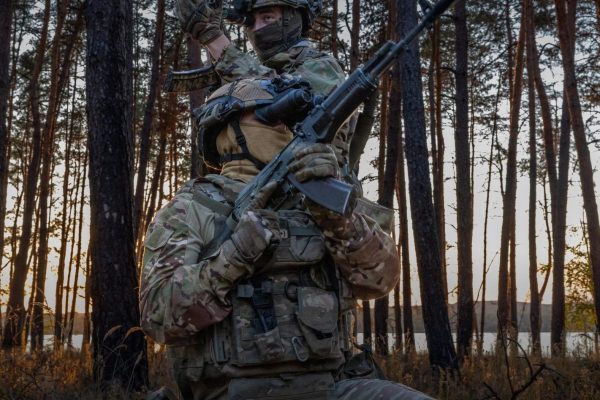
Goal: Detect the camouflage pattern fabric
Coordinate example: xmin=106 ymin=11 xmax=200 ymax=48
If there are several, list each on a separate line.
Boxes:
xmin=182 ymin=378 xmax=435 ymax=400
xmin=140 ymin=173 xmax=408 ymax=398
xmin=288 ymin=143 xmax=340 ymax=182
xmin=335 ymin=379 xmax=434 ymax=400
xmin=175 ymin=0 xmax=224 ymax=45
xmin=140 ymin=174 xmax=398 ymax=343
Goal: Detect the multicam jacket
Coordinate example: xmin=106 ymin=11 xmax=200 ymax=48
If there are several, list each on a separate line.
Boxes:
xmin=140 ymin=174 xmax=400 ymax=397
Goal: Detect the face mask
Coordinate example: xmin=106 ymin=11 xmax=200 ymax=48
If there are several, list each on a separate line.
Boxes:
xmin=246 ymin=8 xmax=303 ymax=62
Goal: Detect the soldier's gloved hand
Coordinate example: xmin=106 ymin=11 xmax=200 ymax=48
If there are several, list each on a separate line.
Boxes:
xmin=224 ymin=182 xmax=281 ymax=273
xmin=289 ymin=143 xmax=358 ymax=241
xmin=288 ymin=143 xmax=340 ymax=182
xmin=175 ymin=0 xmax=223 ymax=45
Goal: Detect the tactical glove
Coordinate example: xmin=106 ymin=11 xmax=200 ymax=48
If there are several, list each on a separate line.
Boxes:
xmin=222 ymin=182 xmax=281 ymax=276
xmin=289 ymin=143 xmax=359 ymax=241
xmin=175 ymin=0 xmax=223 ymax=45
xmin=288 ymin=143 xmax=340 ymax=182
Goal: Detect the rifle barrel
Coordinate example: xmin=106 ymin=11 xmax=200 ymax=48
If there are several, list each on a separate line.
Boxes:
xmin=369 ymin=0 xmax=455 ymax=79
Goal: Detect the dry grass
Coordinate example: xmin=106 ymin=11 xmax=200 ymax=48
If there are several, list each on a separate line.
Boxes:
xmin=2 ymin=346 xmax=600 ymax=399
xmin=381 ymin=350 xmax=600 ymax=400
xmin=0 ymin=346 xmax=174 ymax=400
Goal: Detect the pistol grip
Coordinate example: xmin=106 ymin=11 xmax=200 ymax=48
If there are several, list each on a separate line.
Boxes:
xmin=287 ymin=175 xmax=356 ymax=215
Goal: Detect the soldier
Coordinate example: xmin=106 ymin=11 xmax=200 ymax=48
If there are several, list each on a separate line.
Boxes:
xmin=140 ymin=79 xmax=433 ymax=399
xmin=175 ymin=0 xmax=354 ymax=165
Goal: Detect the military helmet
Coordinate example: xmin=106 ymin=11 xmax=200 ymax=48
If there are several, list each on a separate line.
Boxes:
xmin=226 ymin=0 xmax=322 ymax=34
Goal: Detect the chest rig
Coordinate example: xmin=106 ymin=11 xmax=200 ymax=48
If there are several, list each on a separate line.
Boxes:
xmin=183 ymin=177 xmax=355 ymax=380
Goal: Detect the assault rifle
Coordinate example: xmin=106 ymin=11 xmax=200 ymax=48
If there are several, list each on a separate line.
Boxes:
xmin=201 ymin=0 xmax=455 ymax=255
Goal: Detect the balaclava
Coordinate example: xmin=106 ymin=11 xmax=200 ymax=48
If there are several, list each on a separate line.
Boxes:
xmin=246 ymin=7 xmax=304 ymax=62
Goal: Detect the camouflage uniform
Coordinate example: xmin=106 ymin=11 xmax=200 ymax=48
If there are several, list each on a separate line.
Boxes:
xmin=140 ymin=173 xmax=433 ymax=400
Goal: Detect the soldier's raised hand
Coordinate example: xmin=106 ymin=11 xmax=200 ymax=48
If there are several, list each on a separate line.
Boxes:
xmin=175 ymin=0 xmax=224 ymax=45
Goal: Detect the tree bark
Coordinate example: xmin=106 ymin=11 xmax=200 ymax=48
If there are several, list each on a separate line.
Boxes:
xmin=85 ymin=0 xmax=148 ymax=388
xmin=331 ymin=0 xmax=339 ymax=59
xmin=2 ymin=0 xmax=50 ymax=349
xmin=399 ymin=0 xmax=456 ymax=369
xmin=375 ymin=52 xmax=401 ymax=358
xmin=83 ymin=249 xmax=92 ymax=352
xmin=55 ymin=59 xmax=81 ymax=349
xmin=432 ymin=19 xmax=448 ymax=302
xmin=0 ymin=3 xmax=12 ymax=317
xmin=31 ymin=0 xmax=70 ymax=351
xmin=478 ymin=75 xmax=502 ymax=355
xmin=133 ymin=0 xmax=165 ymax=239
xmin=525 ymin=8 xmax=541 ymax=354
xmin=350 ymin=0 xmax=360 ymax=71
xmin=497 ymin=14 xmax=525 ymax=345
xmin=396 ymin=126 xmax=415 ymax=354
xmin=552 ymin=0 xmax=600 ymax=356
xmin=67 ymin=154 xmax=87 ymax=346
xmin=454 ymin=0 xmax=473 ymax=360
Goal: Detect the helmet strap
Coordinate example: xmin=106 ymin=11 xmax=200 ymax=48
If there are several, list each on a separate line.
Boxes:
xmin=220 ymin=119 xmax=267 ymax=170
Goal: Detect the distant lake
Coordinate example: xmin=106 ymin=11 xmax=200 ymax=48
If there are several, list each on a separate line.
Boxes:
xmin=358 ymin=332 xmax=597 ymax=356
xmin=45 ymin=332 xmax=597 ymax=357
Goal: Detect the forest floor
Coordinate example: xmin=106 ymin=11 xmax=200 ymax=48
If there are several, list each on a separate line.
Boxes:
xmin=1 ymin=346 xmax=600 ymax=400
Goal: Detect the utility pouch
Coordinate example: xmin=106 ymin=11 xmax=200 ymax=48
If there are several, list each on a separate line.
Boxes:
xmin=354 ymin=197 xmax=394 ymax=234
xmin=296 ymin=287 xmax=341 ymax=358
xmin=254 ymin=327 xmax=285 ymax=362
xmin=227 ymin=372 xmax=335 ymax=400
xmin=342 ymin=344 xmax=386 ymax=380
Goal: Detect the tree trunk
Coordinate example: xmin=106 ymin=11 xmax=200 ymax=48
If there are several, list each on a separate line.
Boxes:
xmin=432 ymin=19 xmax=448 ymax=302
xmin=0 ymin=4 xmax=12 ymax=320
xmin=2 ymin=0 xmax=50 ymax=349
xmin=85 ymin=0 xmax=148 ymax=388
xmin=454 ymin=0 xmax=473 ymax=360
xmin=509 ymin=214 xmax=518 ymax=345
xmin=525 ymin=11 xmax=541 ymax=354
xmin=55 ymin=60 xmax=80 ymax=349
xmin=331 ymin=0 xmax=339 ymax=59
xmin=552 ymin=0 xmax=600 ymax=356
xmin=31 ymin=0 xmax=70 ymax=351
xmin=350 ymin=0 xmax=360 ymax=71
xmin=497 ymin=14 xmax=525 ymax=345
xmin=398 ymin=0 xmax=456 ymax=369
xmin=551 ymin=89 xmax=571 ymax=347
xmin=375 ymin=55 xmax=402 ymax=358
xmin=143 ymin=98 xmax=170 ymax=236
xmin=396 ymin=132 xmax=415 ymax=354
xmin=67 ymin=151 xmax=87 ymax=346
xmin=83 ymin=250 xmax=92 ymax=352
xmin=133 ymin=0 xmax=165 ymax=239
xmin=478 ymin=75 xmax=501 ymax=355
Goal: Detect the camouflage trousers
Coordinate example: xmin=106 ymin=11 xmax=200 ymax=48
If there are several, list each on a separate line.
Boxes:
xmin=169 ymin=377 xmax=434 ymax=400
xmin=335 ymin=378 xmax=434 ymax=400
xmin=147 ymin=378 xmax=434 ymax=400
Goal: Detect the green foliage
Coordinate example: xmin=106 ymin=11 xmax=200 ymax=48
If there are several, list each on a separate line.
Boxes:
xmin=565 ymin=225 xmax=597 ymax=332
